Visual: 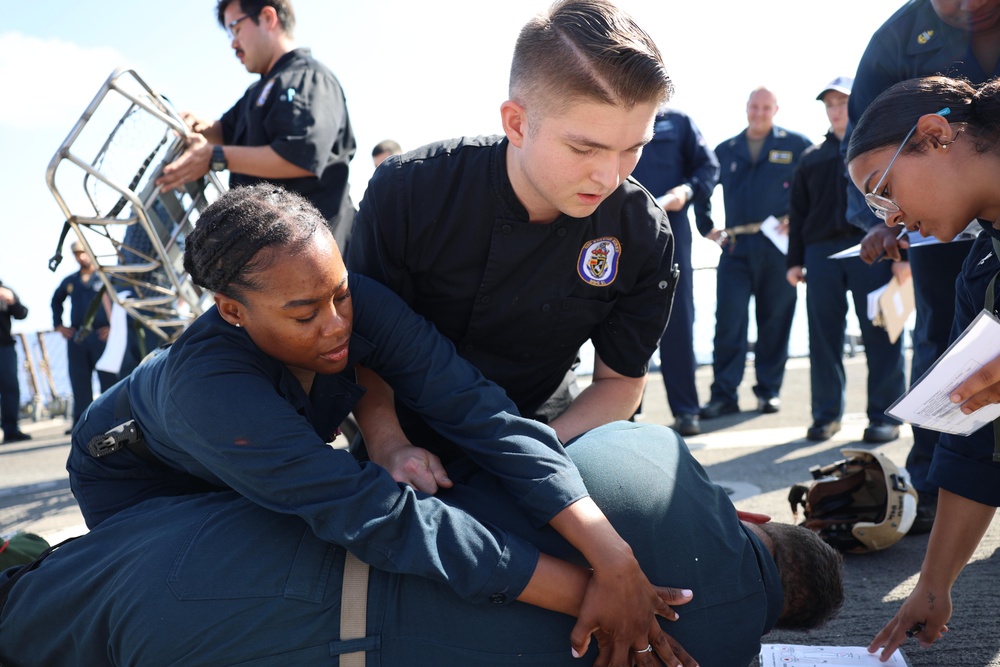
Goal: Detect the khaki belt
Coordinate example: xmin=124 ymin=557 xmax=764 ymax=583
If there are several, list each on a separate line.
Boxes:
xmin=340 ymin=552 xmax=370 ymax=667
xmin=726 ymin=221 xmax=764 ymax=236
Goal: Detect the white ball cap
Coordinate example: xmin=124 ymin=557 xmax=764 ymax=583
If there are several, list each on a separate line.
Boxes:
xmin=817 ymin=76 xmax=854 ymax=100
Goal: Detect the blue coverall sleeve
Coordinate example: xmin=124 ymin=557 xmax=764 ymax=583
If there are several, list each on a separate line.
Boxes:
xmin=682 ymin=116 xmax=720 ymax=205
xmin=928 ymin=237 xmax=1000 ymax=507
xmin=682 ymin=117 xmax=720 ymax=237
xmin=159 ymin=345 xmax=539 ymax=605
xmin=50 ymin=276 xmax=69 ymax=328
xmin=349 ymin=273 xmax=590 ymax=527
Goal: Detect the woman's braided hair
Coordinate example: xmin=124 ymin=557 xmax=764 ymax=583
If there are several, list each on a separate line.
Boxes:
xmin=183 ymin=184 xmax=323 ymax=303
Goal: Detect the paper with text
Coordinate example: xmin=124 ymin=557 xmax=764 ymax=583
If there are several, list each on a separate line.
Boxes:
xmin=887 ymin=310 xmax=1000 ymax=435
xmin=759 ymin=644 xmax=909 ymax=666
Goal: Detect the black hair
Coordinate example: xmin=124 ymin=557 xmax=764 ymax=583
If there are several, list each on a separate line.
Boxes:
xmin=216 ymin=0 xmax=296 ymax=37
xmin=847 ymin=76 xmax=1000 ymax=164
xmin=183 ymin=184 xmax=322 ymax=303
xmin=760 ymin=521 xmax=845 ymax=631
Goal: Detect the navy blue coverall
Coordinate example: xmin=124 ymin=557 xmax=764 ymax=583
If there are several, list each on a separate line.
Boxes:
xmin=50 ymin=270 xmax=116 ymax=425
xmin=2 ymin=422 xmax=783 ymax=667
xmin=847 ymin=0 xmax=1000 ymax=496
xmin=710 ymin=126 xmax=812 ymax=404
xmin=928 ymin=222 xmax=1000 ymax=506
xmin=630 ymin=110 xmax=720 ymax=418
xmin=0 ymin=283 xmax=28 ymax=440
xmin=66 ymin=272 xmax=590 ymax=605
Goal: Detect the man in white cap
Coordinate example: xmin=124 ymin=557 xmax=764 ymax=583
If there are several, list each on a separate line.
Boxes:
xmin=784 ymin=77 xmax=906 ymax=443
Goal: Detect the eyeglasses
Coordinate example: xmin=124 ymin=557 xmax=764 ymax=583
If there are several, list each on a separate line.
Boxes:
xmin=226 ymin=14 xmax=251 ymax=40
xmin=864 ymin=107 xmax=951 ymax=221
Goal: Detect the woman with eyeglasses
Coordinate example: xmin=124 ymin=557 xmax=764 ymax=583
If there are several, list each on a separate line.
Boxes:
xmin=846 ymin=74 xmax=1000 ymax=661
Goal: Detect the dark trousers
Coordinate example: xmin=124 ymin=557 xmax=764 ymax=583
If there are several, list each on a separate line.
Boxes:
xmin=906 ymin=240 xmax=973 ymax=494
xmin=0 ymin=344 xmax=20 ymax=437
xmin=710 ymin=233 xmax=797 ymax=403
xmin=803 ymin=238 xmax=906 ymax=424
xmin=68 ymin=335 xmax=117 ymax=425
xmin=658 ymin=215 xmax=699 ymax=416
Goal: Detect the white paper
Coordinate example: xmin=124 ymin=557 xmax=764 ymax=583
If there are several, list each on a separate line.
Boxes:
xmin=828 ymin=226 xmax=980 ymax=260
xmin=829 ymin=243 xmax=864 ymax=259
xmin=95 ymin=291 xmax=130 ymax=375
xmin=759 ymin=644 xmax=909 ymax=666
xmin=887 ymin=310 xmax=1000 ymax=435
xmin=760 ymin=215 xmax=789 ymax=255
xmin=867 ymin=281 xmax=889 ymax=320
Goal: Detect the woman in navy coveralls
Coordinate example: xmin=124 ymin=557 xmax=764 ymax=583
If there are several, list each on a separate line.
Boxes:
xmin=64 ymin=184 xmax=693 ymax=665
xmin=847 ymin=75 xmax=1000 ymax=660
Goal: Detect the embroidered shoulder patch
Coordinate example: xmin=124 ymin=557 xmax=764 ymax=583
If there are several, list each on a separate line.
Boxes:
xmin=577 ymin=237 xmax=622 ymax=286
xmin=768 ymin=150 xmax=793 ymax=164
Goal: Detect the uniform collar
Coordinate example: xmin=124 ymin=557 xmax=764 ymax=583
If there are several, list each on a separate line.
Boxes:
xmin=262 ymin=47 xmax=308 ymax=79
xmin=978 ymin=218 xmax=1000 ymax=241
xmin=744 ymin=524 xmax=784 ymax=633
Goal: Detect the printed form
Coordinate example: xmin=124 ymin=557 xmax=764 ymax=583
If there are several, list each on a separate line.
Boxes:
xmin=760 ymin=644 xmax=909 ymax=666
xmin=887 ymin=310 xmax=1000 ymax=435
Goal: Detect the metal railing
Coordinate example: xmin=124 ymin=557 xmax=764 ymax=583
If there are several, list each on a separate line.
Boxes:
xmin=45 ymin=68 xmax=225 ymax=344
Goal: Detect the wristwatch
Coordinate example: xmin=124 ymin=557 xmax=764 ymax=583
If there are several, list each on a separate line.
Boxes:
xmin=210 ymin=145 xmax=228 ymax=172
xmin=679 ymin=184 xmax=694 ymax=201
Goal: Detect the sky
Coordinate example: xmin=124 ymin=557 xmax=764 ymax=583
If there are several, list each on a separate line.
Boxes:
xmin=1 ymin=0 xmax=907 ymax=333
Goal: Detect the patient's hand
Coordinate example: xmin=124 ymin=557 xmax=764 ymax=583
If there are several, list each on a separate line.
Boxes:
xmin=380 ymin=444 xmax=452 ymax=494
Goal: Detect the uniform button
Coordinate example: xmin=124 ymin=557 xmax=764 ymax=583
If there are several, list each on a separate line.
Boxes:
xmin=556 ymin=227 xmax=567 ymax=237
xmin=501 ymin=224 xmax=513 ymax=235
xmin=658 ymin=280 xmax=670 ymax=290
xmin=481 ymin=295 xmax=492 ymax=305
xmin=489 ymin=593 xmax=507 ymax=604
xmin=541 ymin=303 xmax=551 ymax=312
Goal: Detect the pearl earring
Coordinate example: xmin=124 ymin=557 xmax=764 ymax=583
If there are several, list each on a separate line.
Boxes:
xmin=235 ymin=322 xmax=241 ymax=328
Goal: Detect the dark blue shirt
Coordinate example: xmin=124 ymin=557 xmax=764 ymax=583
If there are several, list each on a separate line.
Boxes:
xmin=50 ymin=271 xmax=108 ymax=329
xmin=630 ymin=110 xmax=719 ymax=236
xmin=714 ymin=126 xmax=812 ymax=228
xmin=928 ymin=223 xmax=1000 ymax=505
xmin=66 ymin=272 xmax=589 ymax=604
xmin=845 ymin=0 xmax=1000 ymax=230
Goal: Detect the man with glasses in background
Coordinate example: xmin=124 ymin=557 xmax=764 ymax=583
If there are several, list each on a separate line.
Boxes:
xmin=155 ymin=0 xmax=358 ymax=248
